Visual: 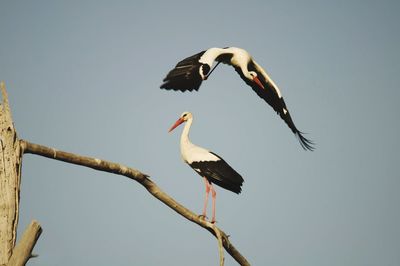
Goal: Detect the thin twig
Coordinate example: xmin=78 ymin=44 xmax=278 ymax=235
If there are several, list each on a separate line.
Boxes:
xmin=212 ymin=224 xmax=225 ymax=266
xmin=20 ymin=140 xmax=250 ymax=266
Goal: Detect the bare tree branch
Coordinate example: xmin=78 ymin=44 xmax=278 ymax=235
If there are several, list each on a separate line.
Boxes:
xmin=7 ymin=220 xmax=42 ymax=266
xmin=20 ymin=140 xmax=250 ymax=266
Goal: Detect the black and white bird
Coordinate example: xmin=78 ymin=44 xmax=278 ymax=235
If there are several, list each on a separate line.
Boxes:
xmin=168 ymin=111 xmax=244 ymax=223
xmin=161 ymin=47 xmax=314 ymax=151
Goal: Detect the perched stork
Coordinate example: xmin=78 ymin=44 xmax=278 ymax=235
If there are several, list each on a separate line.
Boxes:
xmin=169 ymin=111 xmax=244 ymax=223
xmin=161 ymin=47 xmax=314 ymax=151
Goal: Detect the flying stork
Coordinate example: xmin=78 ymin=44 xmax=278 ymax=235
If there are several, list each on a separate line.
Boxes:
xmin=168 ymin=111 xmax=244 ymax=223
xmin=160 ymin=47 xmax=314 ymax=151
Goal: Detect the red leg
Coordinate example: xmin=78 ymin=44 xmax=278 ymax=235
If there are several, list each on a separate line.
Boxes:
xmin=210 ymin=184 xmax=217 ymax=223
xmin=202 ymin=177 xmax=211 ymax=218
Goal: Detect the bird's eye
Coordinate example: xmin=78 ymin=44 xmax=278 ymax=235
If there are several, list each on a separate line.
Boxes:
xmin=182 ymin=113 xmax=187 ymax=118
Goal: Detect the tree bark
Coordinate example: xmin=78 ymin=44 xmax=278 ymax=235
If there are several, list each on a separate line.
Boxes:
xmin=0 ymin=82 xmax=41 ymax=265
xmin=7 ymin=220 xmax=42 ymax=266
xmin=0 ymin=82 xmax=23 ymax=264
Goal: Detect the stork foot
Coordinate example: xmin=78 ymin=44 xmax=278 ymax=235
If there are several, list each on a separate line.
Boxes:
xmin=198 ymin=214 xmax=207 ymax=220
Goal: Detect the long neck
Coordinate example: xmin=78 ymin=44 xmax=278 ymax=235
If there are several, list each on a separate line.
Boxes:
xmin=180 ymin=117 xmax=193 ymax=147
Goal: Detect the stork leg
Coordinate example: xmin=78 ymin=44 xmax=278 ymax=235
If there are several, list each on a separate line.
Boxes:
xmin=201 ymin=177 xmax=211 ymax=219
xmin=210 ymin=184 xmax=217 ymax=223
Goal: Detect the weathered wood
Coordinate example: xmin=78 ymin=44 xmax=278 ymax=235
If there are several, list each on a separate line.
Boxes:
xmin=7 ymin=220 xmax=42 ymax=266
xmin=212 ymin=223 xmax=225 ymax=266
xmin=20 ymin=140 xmax=149 ymax=181
xmin=0 ymin=82 xmax=23 ymax=264
xmin=20 ymin=140 xmax=250 ymax=265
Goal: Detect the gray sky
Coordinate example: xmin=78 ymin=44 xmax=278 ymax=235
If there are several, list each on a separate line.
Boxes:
xmin=1 ymin=1 xmax=400 ymax=265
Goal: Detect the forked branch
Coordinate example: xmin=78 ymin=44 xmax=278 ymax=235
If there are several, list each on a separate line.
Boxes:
xmin=20 ymin=140 xmax=250 ymax=266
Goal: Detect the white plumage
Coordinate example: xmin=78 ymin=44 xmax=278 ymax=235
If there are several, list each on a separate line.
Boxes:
xmin=169 ymin=111 xmax=244 ymax=223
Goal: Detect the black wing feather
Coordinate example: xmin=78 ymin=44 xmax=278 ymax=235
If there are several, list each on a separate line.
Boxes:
xmin=236 ymin=62 xmax=314 ymax=151
xmin=160 ymin=50 xmax=206 ymax=92
xmin=190 ymin=152 xmax=244 ymax=194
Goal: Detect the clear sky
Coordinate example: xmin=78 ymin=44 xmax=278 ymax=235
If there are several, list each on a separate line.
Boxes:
xmin=1 ymin=1 xmax=400 ymax=265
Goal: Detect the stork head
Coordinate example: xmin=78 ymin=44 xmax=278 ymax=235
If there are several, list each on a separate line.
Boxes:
xmin=168 ymin=112 xmax=192 ymax=132
xmin=248 ymin=71 xmax=265 ymax=90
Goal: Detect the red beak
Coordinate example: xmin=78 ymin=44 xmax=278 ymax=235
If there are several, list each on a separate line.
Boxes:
xmin=253 ymin=76 xmax=265 ymax=90
xmin=168 ymin=117 xmax=184 ymax=132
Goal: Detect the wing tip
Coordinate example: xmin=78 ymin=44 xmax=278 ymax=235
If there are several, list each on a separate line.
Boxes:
xmin=159 ymin=81 xmax=200 ymax=92
xmin=225 ymin=180 xmax=243 ymax=194
xmin=236 ymin=184 xmax=243 ymax=194
xmin=296 ymin=131 xmax=315 ymax=151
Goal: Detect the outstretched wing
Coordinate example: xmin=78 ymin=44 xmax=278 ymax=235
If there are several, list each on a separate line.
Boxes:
xmin=236 ymin=60 xmax=314 ymax=150
xmin=160 ymin=50 xmax=206 ymax=92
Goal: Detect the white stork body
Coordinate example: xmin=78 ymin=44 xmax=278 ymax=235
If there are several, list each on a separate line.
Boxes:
xmin=161 ymin=47 xmax=314 ymax=150
xmin=169 ymin=112 xmax=244 ymax=223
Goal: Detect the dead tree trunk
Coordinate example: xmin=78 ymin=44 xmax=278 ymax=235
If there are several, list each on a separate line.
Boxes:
xmin=0 ymin=82 xmax=42 ymax=265
xmin=0 ymin=81 xmax=23 ymax=263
